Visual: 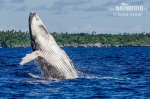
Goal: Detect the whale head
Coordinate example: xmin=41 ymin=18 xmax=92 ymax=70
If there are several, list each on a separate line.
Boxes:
xmin=29 ymin=13 xmax=55 ymax=51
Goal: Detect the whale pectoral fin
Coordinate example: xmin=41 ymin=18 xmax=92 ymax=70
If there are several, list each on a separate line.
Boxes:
xmin=20 ymin=51 xmax=42 ymax=65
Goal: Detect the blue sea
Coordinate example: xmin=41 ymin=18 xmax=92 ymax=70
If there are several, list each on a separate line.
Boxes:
xmin=0 ymin=47 xmax=149 ymax=99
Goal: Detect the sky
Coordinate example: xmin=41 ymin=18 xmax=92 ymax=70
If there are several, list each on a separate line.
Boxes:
xmin=0 ymin=0 xmax=150 ymax=34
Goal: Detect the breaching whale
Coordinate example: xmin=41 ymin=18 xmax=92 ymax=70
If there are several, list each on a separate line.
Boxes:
xmin=20 ymin=13 xmax=78 ymax=80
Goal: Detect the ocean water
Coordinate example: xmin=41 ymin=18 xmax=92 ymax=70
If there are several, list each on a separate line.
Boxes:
xmin=0 ymin=47 xmax=149 ymax=98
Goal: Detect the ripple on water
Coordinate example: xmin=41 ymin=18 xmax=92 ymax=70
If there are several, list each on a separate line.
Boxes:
xmin=0 ymin=47 xmax=149 ymax=98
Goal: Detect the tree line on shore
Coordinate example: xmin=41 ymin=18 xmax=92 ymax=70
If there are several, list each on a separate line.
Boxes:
xmin=0 ymin=30 xmax=150 ymax=48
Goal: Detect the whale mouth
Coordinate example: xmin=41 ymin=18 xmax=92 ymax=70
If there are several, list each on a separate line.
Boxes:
xmin=29 ymin=13 xmax=35 ymax=25
xmin=29 ymin=12 xmax=38 ymax=51
xmin=29 ymin=13 xmax=35 ymax=35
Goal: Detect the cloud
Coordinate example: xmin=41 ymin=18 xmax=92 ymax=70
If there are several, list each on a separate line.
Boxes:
xmin=66 ymin=24 xmax=96 ymax=33
xmin=79 ymin=13 xmax=103 ymax=19
xmin=103 ymin=1 xmax=120 ymax=7
xmin=49 ymin=0 xmax=91 ymax=14
xmin=66 ymin=23 xmax=150 ymax=34
xmin=129 ymin=1 xmax=145 ymax=5
xmin=84 ymin=5 xmax=107 ymax=12
xmin=80 ymin=24 xmax=95 ymax=32
xmin=49 ymin=6 xmax=68 ymax=15
xmin=55 ymin=0 xmax=90 ymax=6
xmin=67 ymin=27 xmax=79 ymax=33
xmin=66 ymin=24 xmax=106 ymax=33
xmin=0 ymin=0 xmax=6 ymax=9
xmin=53 ymin=10 xmax=68 ymax=15
xmin=49 ymin=4 xmax=61 ymax=10
xmin=10 ymin=0 xmax=26 ymax=3
xmin=103 ymin=0 xmax=147 ymax=6
xmin=0 ymin=0 xmax=26 ymax=11
xmin=130 ymin=25 xmax=149 ymax=33
xmin=14 ymin=6 xmax=28 ymax=11
xmin=32 ymin=5 xmax=50 ymax=11
xmin=80 ymin=0 xmax=150 ymax=19
xmin=81 ymin=1 xmax=116 ymax=13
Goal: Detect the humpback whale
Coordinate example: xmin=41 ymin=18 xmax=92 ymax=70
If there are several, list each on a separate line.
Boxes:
xmin=20 ymin=13 xmax=78 ymax=80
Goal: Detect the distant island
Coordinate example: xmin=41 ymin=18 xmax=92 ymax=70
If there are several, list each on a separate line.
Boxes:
xmin=0 ymin=30 xmax=150 ymax=48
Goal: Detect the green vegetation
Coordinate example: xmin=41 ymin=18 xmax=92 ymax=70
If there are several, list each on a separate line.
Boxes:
xmin=0 ymin=30 xmax=30 ymax=47
xmin=0 ymin=30 xmax=150 ymax=47
xmin=52 ymin=32 xmax=150 ymax=47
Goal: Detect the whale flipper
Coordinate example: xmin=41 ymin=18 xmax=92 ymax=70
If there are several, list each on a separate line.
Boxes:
xmin=20 ymin=51 xmax=43 ymax=65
